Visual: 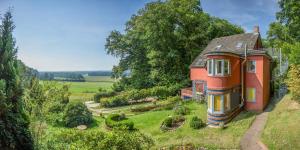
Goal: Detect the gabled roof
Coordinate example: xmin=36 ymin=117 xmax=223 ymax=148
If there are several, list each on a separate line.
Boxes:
xmin=190 ymin=33 xmax=269 ymax=68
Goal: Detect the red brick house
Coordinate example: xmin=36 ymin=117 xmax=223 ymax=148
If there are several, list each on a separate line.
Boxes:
xmin=181 ymin=26 xmax=272 ymax=126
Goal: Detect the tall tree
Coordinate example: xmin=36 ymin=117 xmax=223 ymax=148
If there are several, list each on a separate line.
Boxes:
xmin=106 ymin=0 xmax=243 ymax=89
xmin=0 ymin=10 xmax=33 ymax=149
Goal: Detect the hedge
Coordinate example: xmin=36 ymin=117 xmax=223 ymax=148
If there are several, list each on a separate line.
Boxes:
xmin=105 ymin=114 xmax=134 ymax=130
xmin=101 ymin=84 xmax=183 ymax=108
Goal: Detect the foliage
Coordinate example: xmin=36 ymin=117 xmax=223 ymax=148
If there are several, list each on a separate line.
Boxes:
xmin=161 ymin=115 xmax=185 ymax=129
xmin=189 ymin=116 xmax=204 ymax=129
xmin=285 ymin=64 xmax=300 ymax=101
xmin=131 ymin=104 xmax=157 ymax=112
xmin=41 ymin=129 xmax=154 ymax=150
xmin=94 ymin=90 xmax=116 ymax=103
xmin=174 ymin=104 xmax=189 ymax=115
xmin=0 ymin=10 xmax=34 ymax=149
xmin=267 ymin=0 xmax=300 ymax=65
xmin=105 ymin=0 xmax=243 ymax=89
xmin=101 ymin=84 xmax=182 ymax=107
xmin=63 ymin=102 xmax=93 ymax=128
xmin=105 ymin=114 xmax=134 ymax=130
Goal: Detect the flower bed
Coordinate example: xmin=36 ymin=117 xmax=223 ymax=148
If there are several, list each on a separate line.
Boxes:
xmin=160 ymin=115 xmax=185 ymax=131
xmin=105 ymin=114 xmax=134 ymax=130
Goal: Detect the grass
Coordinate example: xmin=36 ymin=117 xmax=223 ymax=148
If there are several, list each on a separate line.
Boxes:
xmin=43 ymin=99 xmax=255 ymax=149
xmin=261 ymin=94 xmax=300 ymax=150
xmin=129 ymin=101 xmax=256 ymax=149
xmin=55 ymin=76 xmax=114 ymax=102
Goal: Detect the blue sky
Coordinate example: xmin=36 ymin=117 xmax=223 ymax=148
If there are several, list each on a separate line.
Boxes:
xmin=0 ymin=0 xmax=279 ymax=71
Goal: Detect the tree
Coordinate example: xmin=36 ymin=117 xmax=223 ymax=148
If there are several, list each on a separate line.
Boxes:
xmin=105 ymin=0 xmax=243 ymax=89
xmin=0 ymin=10 xmax=33 ymax=150
xmin=63 ymin=102 xmax=93 ymax=128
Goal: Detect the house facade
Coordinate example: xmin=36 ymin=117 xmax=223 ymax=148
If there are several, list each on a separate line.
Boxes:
xmin=181 ymin=26 xmax=271 ymax=126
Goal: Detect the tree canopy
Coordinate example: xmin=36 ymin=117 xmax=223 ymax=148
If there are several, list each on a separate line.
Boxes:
xmin=105 ymin=0 xmax=243 ymax=89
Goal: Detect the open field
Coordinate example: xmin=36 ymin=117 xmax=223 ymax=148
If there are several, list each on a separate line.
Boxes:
xmin=261 ymin=94 xmax=300 ymax=149
xmin=55 ymin=76 xmax=114 ymax=102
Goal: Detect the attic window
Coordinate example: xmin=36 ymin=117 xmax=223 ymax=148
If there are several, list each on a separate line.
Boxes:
xmin=236 ymin=42 xmax=243 ymax=48
xmin=215 ymin=45 xmax=222 ymax=50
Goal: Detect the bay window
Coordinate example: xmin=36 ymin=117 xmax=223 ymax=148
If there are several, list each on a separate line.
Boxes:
xmin=207 ymin=59 xmax=230 ymax=76
xmin=207 ymin=93 xmax=231 ymax=113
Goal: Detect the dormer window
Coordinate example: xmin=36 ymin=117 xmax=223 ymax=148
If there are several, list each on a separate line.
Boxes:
xmin=207 ymin=59 xmax=230 ymax=76
xmin=236 ymin=42 xmax=243 ymax=48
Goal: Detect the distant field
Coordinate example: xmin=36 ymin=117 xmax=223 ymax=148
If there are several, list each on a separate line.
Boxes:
xmin=84 ymin=76 xmax=116 ymax=82
xmin=54 ymin=76 xmax=115 ymax=102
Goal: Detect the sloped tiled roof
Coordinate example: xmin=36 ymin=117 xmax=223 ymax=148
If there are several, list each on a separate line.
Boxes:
xmin=190 ymin=33 xmax=269 ymax=68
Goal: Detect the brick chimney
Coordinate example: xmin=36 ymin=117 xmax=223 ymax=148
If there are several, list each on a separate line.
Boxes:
xmin=253 ymin=26 xmax=259 ymax=33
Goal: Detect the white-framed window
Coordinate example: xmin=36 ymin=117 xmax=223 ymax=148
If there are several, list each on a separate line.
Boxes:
xmin=215 ymin=60 xmax=223 ymax=75
xmin=207 ymin=59 xmax=213 ymax=75
xmin=224 ymin=60 xmax=230 ymax=75
xmin=207 ymin=59 xmax=230 ymax=76
xmin=247 ymin=60 xmax=256 ymax=73
xmin=246 ymin=88 xmax=256 ymax=102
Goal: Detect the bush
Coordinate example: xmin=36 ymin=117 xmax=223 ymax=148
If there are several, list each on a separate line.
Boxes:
xmin=41 ymin=129 xmax=154 ymax=150
xmin=161 ymin=115 xmax=185 ymax=129
xmin=105 ymin=114 xmax=134 ymax=130
xmin=189 ymin=116 xmax=204 ymax=129
xmin=63 ymin=102 xmax=93 ymax=128
xmin=131 ymin=104 xmax=157 ymax=112
xmin=101 ymin=84 xmax=183 ymax=108
xmin=94 ymin=91 xmax=116 ymax=103
xmin=286 ymin=64 xmax=300 ymax=101
xmin=174 ymin=105 xmax=189 ymax=115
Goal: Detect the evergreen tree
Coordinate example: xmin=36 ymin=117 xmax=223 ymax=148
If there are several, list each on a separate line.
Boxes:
xmin=0 ymin=10 xmax=33 ymax=150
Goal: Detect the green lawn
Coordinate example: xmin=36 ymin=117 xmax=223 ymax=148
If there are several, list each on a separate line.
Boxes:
xmin=129 ymin=101 xmax=256 ymax=149
xmin=261 ymin=94 xmax=300 ymax=149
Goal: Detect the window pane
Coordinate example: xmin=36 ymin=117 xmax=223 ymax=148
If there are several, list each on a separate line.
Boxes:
xmin=224 ymin=60 xmax=229 ymax=75
xmin=247 ymin=88 xmax=256 ymax=102
xmin=247 ymin=61 xmax=256 ymax=72
xmin=224 ymin=93 xmax=230 ymax=111
xmin=214 ymin=95 xmax=221 ymax=111
xmin=215 ymin=60 xmax=222 ymax=75
xmin=207 ymin=60 xmax=212 ymax=74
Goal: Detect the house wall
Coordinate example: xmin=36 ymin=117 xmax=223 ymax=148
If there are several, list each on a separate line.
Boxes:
xmin=190 ymin=68 xmax=207 ymax=81
xmin=206 ymin=55 xmax=241 ymax=90
xmin=244 ymin=55 xmax=270 ymax=111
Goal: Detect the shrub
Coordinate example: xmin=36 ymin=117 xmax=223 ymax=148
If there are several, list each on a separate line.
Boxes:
xmin=131 ymin=104 xmax=157 ymax=112
xmin=41 ymin=129 xmax=154 ymax=150
xmin=105 ymin=114 xmax=134 ymax=130
xmin=161 ymin=115 xmax=185 ymax=129
xmin=162 ymin=117 xmax=173 ymax=127
xmin=189 ymin=116 xmax=204 ymax=129
xmin=286 ymin=64 xmax=300 ymax=101
xmin=94 ymin=91 xmax=116 ymax=103
xmin=174 ymin=105 xmax=189 ymax=115
xmin=63 ymin=102 xmax=93 ymax=128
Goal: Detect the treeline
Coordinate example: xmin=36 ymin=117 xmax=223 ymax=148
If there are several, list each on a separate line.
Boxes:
xmin=268 ymin=0 xmax=300 ymax=100
xmin=106 ymin=0 xmax=244 ymax=90
xmin=38 ymin=71 xmax=112 ymax=81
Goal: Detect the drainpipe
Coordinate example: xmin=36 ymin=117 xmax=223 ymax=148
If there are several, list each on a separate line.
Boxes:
xmin=241 ymin=44 xmax=247 ymax=107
